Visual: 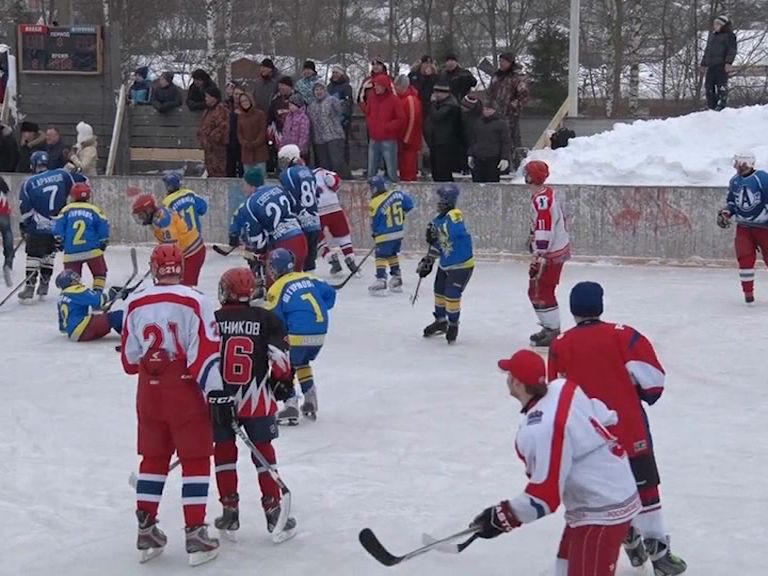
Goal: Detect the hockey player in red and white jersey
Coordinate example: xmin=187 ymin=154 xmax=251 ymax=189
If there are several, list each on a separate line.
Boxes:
xmin=472 ymin=349 xmax=640 ymax=576
xmin=548 ymin=282 xmax=687 ymax=576
xmin=313 ymin=167 xmax=359 ymax=275
xmin=121 ymin=244 xmax=236 ymax=567
xmin=523 ymin=160 xmax=570 ymax=347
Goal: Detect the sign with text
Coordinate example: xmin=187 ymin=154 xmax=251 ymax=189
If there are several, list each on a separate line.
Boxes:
xmin=17 ymin=24 xmax=103 ymax=75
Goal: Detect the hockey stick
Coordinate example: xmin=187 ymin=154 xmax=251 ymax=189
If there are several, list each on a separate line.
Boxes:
xmin=0 ymin=272 xmax=36 ymax=308
xmin=330 ymin=246 xmax=375 ymax=290
xmin=359 ymin=526 xmax=478 ymax=567
xmin=212 ymin=244 xmax=237 ymax=256
xmin=129 ymin=458 xmax=180 ymax=489
xmin=102 ymin=248 xmax=141 ymax=312
xmin=421 ymin=531 xmax=480 ymax=554
xmin=12 ymin=238 xmax=25 ymax=255
xmin=410 ymin=276 xmax=423 ymax=306
xmin=231 ymin=421 xmax=294 ymax=543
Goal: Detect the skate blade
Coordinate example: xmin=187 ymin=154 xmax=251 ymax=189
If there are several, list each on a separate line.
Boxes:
xmin=389 ymin=287 xmax=403 ymax=293
xmin=218 ymin=529 xmax=238 ymax=542
xmin=139 ymin=546 xmax=165 ymax=563
xmin=188 ymin=548 xmax=219 ymax=567
xmin=271 ymin=526 xmax=297 ymax=544
xmin=302 ymin=411 xmax=317 ymax=421
xmin=277 ymin=418 xmax=299 ymax=426
xmin=368 ymin=290 xmax=388 ymax=297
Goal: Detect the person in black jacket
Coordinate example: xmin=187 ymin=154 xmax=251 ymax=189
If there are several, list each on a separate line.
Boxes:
xmin=467 ymin=101 xmax=511 ymax=183
xmin=0 ymin=122 xmax=19 ymax=172
xmin=439 ymin=55 xmax=477 ymax=173
xmin=151 ymin=72 xmax=183 ymax=113
xmin=428 ymin=84 xmax=462 ymax=182
xmin=328 ymin=65 xmax=354 ymax=163
xmin=187 ymin=68 xmax=215 ymax=111
xmin=701 ymin=15 xmax=738 ymax=111
xmin=16 ymin=121 xmax=46 ymax=173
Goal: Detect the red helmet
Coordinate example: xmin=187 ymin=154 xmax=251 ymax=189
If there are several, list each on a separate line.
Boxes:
xmin=70 ymin=182 xmax=92 ymax=202
xmin=150 ymin=244 xmax=184 ymax=284
xmin=132 ymin=194 xmax=158 ymax=225
xmin=218 ymin=267 xmax=258 ymax=304
xmin=524 ymin=160 xmax=549 ymax=186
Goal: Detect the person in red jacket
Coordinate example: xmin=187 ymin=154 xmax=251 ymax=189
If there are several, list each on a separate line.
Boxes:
xmin=394 ymin=75 xmax=423 ymax=182
xmin=360 ymin=75 xmax=405 ymax=182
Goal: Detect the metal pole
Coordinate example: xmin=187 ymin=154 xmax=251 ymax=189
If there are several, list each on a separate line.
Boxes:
xmin=568 ymin=0 xmax=580 ymax=117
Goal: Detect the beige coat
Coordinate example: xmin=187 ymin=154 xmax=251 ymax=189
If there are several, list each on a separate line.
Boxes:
xmin=66 ymin=138 xmax=99 ymax=176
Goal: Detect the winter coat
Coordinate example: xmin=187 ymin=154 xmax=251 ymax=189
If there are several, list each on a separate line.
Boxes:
xmin=429 ymin=95 xmax=462 ymax=147
xmin=282 ymin=107 xmax=311 ymax=155
xmin=360 ymin=76 xmax=406 ymax=142
xmin=398 ymin=86 xmax=423 ymax=150
xmin=295 ymin=74 xmax=320 ymax=105
xmin=129 ymin=79 xmax=152 ymax=104
xmin=327 ymin=75 xmax=353 ymax=128
xmin=268 ymin=93 xmax=291 ymax=131
xmin=408 ymin=65 xmax=439 ymax=110
xmin=198 ymin=102 xmax=230 ymax=177
xmin=469 ymin=112 xmax=511 ymax=160
xmin=151 ymin=83 xmax=183 ymax=113
xmin=308 ymin=95 xmax=346 ymax=144
xmin=253 ymin=72 xmax=281 ymax=113
xmin=46 ymin=139 xmax=68 ymax=170
xmin=439 ymin=66 xmax=478 ymax=100
xmin=460 ymin=96 xmax=482 ymax=148
xmin=67 ymin=138 xmax=99 ymax=176
xmin=488 ymin=68 xmax=529 ymax=119
xmin=357 ymin=71 xmax=393 ymax=104
xmin=187 ymin=82 xmax=213 ymax=112
xmin=0 ymin=124 xmax=19 ymax=172
xmin=701 ymin=26 xmax=738 ymax=67
xmin=237 ymin=97 xmax=268 ymax=165
xmin=16 ymin=131 xmax=46 ymax=173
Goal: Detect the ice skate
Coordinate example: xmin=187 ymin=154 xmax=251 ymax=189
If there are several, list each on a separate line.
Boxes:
xmin=745 ymin=292 xmax=755 ymax=304
xmin=423 ymin=317 xmax=448 ymax=337
xmin=446 ymin=322 xmax=459 ymax=344
xmin=214 ymin=494 xmax=240 ymax=542
xmin=136 ymin=510 xmax=167 ymax=564
xmin=645 ymin=538 xmax=687 ymax=576
xmin=263 ymin=496 xmax=297 ymax=544
xmin=37 ymin=281 xmax=50 ymax=300
xmin=17 ymin=283 xmax=35 ymax=302
xmin=530 ymin=327 xmax=559 ymax=347
xmin=301 ymin=388 xmax=318 ymax=421
xmin=345 ymin=256 xmax=361 ymax=277
xmin=2 ymin=265 xmax=11 ymax=288
xmin=622 ymin=526 xmax=649 ymax=568
xmin=368 ymin=277 xmax=387 ymax=295
xmin=277 ymin=397 xmax=300 ymax=426
xmin=388 ymin=274 xmax=403 ymax=293
xmin=185 ymin=524 xmax=219 ymax=567
xmin=329 ymin=256 xmax=343 ymax=275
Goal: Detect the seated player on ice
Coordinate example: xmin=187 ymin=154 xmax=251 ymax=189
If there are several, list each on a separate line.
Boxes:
xmin=265 ymin=248 xmax=336 ymax=426
xmin=55 ymin=270 xmax=123 ymax=342
xmin=212 ymin=268 xmax=297 ymax=542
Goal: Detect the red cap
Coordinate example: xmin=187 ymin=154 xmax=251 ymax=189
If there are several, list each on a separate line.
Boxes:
xmin=497 ymin=350 xmax=546 ymax=386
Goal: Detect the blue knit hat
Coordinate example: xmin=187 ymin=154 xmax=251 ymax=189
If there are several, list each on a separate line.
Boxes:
xmin=570 ymin=281 xmax=604 ymax=318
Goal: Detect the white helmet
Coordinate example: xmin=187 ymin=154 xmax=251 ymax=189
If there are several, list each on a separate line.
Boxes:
xmin=278 ymin=144 xmax=302 ymax=167
xmin=733 ymin=152 xmax=756 ymax=170
xmin=322 ymin=170 xmax=341 ymax=191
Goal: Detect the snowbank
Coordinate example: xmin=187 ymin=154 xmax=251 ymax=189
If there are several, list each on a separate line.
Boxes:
xmin=522 ymin=105 xmax=768 ymax=186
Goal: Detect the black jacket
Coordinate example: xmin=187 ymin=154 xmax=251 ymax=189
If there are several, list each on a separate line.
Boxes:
xmin=429 ymin=95 xmax=462 ymax=147
xmin=187 ymin=82 xmax=213 ymax=111
xmin=408 ymin=67 xmax=438 ymax=109
xmin=0 ymin=125 xmax=19 ymax=172
xmin=327 ymin=76 xmax=354 ymax=127
xmin=151 ymin=84 xmax=183 ymax=113
xmin=701 ymin=27 xmax=738 ymax=67
xmin=469 ymin=112 xmax=511 ymax=160
xmin=16 ymin=132 xmax=46 ymax=173
xmin=46 ymin=140 xmax=68 ymax=170
xmin=439 ymin=66 xmax=477 ymax=100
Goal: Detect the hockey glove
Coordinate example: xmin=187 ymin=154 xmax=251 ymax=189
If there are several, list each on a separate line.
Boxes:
xmin=99 ymin=240 xmax=109 ymax=251
xmin=472 ymin=500 xmax=521 ymax=539
xmin=229 ymin=233 xmax=241 ymax=248
xmin=417 ymin=256 xmax=435 ymax=278
xmin=425 ymin=222 xmax=439 ymax=246
xmin=269 ymin=376 xmax=295 ymax=402
xmin=717 ymin=210 xmax=732 ymax=229
xmin=208 ymin=390 xmax=238 ymax=429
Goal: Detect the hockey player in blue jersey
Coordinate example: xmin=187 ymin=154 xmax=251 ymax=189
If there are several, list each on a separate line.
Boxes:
xmin=278 ymin=145 xmax=322 ymax=272
xmin=417 ymin=184 xmax=475 ymax=344
xmin=718 ymin=151 xmax=768 ymax=303
xmin=265 ymin=248 xmax=336 ymax=425
xmin=368 ymin=175 xmax=414 ymax=294
xmin=162 ymin=173 xmax=209 ymax=239
xmin=55 ymin=270 xmax=123 ymax=342
xmin=18 ymin=151 xmax=87 ymax=301
xmin=53 ymin=182 xmax=110 ymax=293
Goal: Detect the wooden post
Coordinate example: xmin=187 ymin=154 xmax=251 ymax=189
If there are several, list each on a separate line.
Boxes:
xmin=568 ymin=0 xmax=580 ymax=117
xmin=106 ymin=84 xmax=126 ymax=176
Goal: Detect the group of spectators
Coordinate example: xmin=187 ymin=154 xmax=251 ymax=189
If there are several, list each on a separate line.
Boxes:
xmin=0 ymin=120 xmax=99 ymax=176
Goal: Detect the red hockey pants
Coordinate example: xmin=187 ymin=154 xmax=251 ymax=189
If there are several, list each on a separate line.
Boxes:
xmin=735 ymin=225 xmax=768 ymax=296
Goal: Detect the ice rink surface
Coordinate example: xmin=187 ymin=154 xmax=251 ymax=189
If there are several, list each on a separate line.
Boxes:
xmin=1 ymin=246 xmax=766 ymax=576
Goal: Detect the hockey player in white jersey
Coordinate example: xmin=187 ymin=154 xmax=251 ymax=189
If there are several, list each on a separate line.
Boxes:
xmin=471 ymin=349 xmax=640 ymax=576
xmin=313 ymin=167 xmax=358 ymax=275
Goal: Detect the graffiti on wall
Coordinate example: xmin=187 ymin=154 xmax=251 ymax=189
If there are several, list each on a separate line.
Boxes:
xmin=611 ymin=188 xmax=692 ymax=234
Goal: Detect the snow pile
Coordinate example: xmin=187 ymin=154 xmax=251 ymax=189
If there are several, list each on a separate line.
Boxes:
xmin=523 ymin=105 xmax=768 ymax=186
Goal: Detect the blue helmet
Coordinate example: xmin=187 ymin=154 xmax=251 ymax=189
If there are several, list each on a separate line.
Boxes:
xmin=30 ymin=150 xmax=49 ymax=172
xmin=436 ymin=184 xmax=460 ymax=212
xmin=162 ymin=173 xmax=182 ymax=192
xmin=368 ymin=175 xmax=390 ymax=196
xmin=55 ymin=269 xmax=81 ymax=290
xmin=268 ymin=248 xmax=295 ymax=279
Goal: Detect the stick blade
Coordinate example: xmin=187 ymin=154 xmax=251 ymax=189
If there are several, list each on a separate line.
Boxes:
xmin=359 ymin=528 xmax=402 ymax=567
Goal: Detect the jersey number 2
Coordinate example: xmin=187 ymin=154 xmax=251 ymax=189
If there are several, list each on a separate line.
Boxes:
xmin=223 ymin=336 xmax=254 ymax=386
xmin=72 ymin=219 xmax=87 ymax=245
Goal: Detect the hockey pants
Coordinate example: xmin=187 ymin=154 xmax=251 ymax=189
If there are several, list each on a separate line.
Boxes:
xmin=735 ymin=225 xmax=768 ymax=297
xmin=64 ymin=254 xmax=108 ymax=292
xmin=434 ymin=267 xmax=473 ymax=323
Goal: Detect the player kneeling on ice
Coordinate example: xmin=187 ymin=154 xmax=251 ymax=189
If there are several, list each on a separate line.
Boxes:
xmin=55 ymin=270 xmax=123 ymax=341
xmin=523 ymin=160 xmax=570 ymax=347
xmin=368 ymin=175 xmax=414 ymax=294
xmin=417 ymin=184 xmax=474 ymax=344
xmin=213 ymin=267 xmax=297 ymax=542
xmin=314 ymin=167 xmax=359 ymax=275
xmin=265 ymin=248 xmax=336 ymax=425
xmin=52 ymin=182 xmax=110 ymax=293
xmin=120 ymin=244 xmax=235 ymax=566
xmin=471 ymin=349 xmax=640 ymax=576
xmin=717 ymin=151 xmax=768 ymax=304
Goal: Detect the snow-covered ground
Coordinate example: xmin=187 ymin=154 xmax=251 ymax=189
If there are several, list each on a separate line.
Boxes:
xmin=523 ymin=105 xmax=768 ymax=186
xmin=2 ymin=246 xmax=766 ymax=576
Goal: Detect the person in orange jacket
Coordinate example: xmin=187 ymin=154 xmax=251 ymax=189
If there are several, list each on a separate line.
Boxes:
xmin=394 ymin=75 xmax=423 ymax=182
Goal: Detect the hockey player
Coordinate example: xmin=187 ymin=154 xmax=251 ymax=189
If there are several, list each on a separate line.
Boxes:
xmin=120 ymin=244 xmax=234 ymax=566
xmin=213 ymin=268 xmax=297 ymax=542
xmin=314 ymin=167 xmax=358 ymax=275
xmin=523 ymin=159 xmax=570 ymax=347
xmin=265 ymin=248 xmax=336 ymax=425
xmin=0 ymin=176 xmax=14 ymax=287
xmin=717 ymin=151 xmax=768 ymax=303
xmin=162 ymin=173 xmax=209 ymax=241
xmin=131 ymin=193 xmax=206 ymax=287
xmin=368 ymin=175 xmax=414 ymax=293
xmin=278 ymin=144 xmax=322 ymax=272
xmin=548 ymin=282 xmax=687 ymax=576
xmin=417 ymin=184 xmax=474 ymax=344
xmin=18 ymin=151 xmax=87 ymax=301
xmin=472 ymin=349 xmax=640 ymax=576
xmin=52 ymin=182 xmax=110 ymax=293
xmin=55 ymin=270 xmax=123 ymax=341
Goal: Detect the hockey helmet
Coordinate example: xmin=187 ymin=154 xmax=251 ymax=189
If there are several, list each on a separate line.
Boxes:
xmin=322 ymin=169 xmax=341 ymax=192
xmin=435 ymin=184 xmax=460 ymax=212
xmin=150 ymin=243 xmax=184 ymax=284
xmin=55 ymin=269 xmax=82 ymax=290
xmin=278 ymin=144 xmax=302 ymax=169
xmin=162 ymin=172 xmax=182 ymax=193
xmin=733 ymin=152 xmax=756 ymax=174
xmin=368 ymin=175 xmax=390 ymax=196
xmin=219 ymin=267 xmax=258 ymax=304
xmin=30 ymin=150 xmax=49 ymax=172
xmin=523 ymin=160 xmax=549 ymax=186
xmin=132 ymin=193 xmax=158 ymax=225
xmin=70 ymin=182 xmax=92 ymax=202
xmin=268 ymin=248 xmax=295 ymax=279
